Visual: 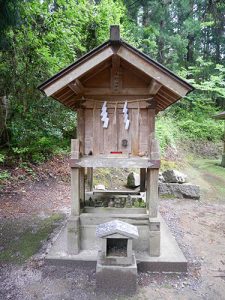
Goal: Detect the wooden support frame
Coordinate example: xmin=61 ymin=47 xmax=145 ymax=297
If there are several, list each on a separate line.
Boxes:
xmin=68 ymin=79 xmax=84 ymax=96
xmin=146 ymin=168 xmax=159 ymax=218
xmin=140 ymin=168 xmax=146 ymax=192
xmin=43 ymin=47 xmax=114 ymax=96
xmin=117 ymin=46 xmax=189 ymax=97
xmin=71 ymin=139 xmax=80 ymax=216
xmin=148 ymin=80 xmax=162 ymax=95
xmin=87 ymin=167 xmax=93 ymax=191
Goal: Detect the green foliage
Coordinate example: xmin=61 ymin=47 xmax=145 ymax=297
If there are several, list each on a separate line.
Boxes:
xmin=0 ymin=170 xmax=10 ymax=181
xmin=0 ymin=0 xmax=126 ymax=161
xmin=0 ymin=153 xmax=5 ymax=163
xmin=156 ymin=116 xmax=180 ymax=154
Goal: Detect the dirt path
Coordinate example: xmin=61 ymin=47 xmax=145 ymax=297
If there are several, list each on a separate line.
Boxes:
xmin=0 ymin=159 xmax=225 ymax=299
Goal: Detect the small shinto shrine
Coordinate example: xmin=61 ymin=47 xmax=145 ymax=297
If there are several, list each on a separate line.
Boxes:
xmin=96 ymin=220 xmax=139 ymax=293
xmin=38 ymin=26 xmax=194 ymax=272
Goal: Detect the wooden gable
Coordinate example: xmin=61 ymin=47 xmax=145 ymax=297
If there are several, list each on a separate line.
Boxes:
xmin=38 ymin=26 xmax=193 ymax=113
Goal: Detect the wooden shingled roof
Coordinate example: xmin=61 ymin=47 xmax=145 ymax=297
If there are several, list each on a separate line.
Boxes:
xmin=38 ymin=26 xmax=194 ymax=112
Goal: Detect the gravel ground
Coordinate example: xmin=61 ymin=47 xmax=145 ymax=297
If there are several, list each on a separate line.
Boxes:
xmin=0 ymin=163 xmax=225 ymax=299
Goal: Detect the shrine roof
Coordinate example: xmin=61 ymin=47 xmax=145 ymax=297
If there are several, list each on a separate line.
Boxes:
xmin=96 ymin=220 xmax=139 ymax=239
xmin=38 ymin=26 xmax=194 ymax=112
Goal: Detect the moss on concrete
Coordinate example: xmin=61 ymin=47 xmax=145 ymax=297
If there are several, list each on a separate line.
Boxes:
xmin=0 ymin=213 xmax=63 ymax=264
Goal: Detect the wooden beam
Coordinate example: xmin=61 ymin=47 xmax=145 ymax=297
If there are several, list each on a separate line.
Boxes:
xmin=83 ymin=95 xmax=152 ymax=101
xmin=43 ymin=47 xmax=114 ymax=96
xmin=110 ymin=25 xmax=120 ymax=41
xmin=68 ymin=79 xmax=84 ymax=95
xmin=148 ymin=80 xmax=162 ymax=95
xmin=71 ymin=139 xmax=80 ymax=216
xmin=81 ymin=61 xmax=111 ymax=83
xmin=84 ymin=87 xmax=150 ymax=95
xmin=117 ymin=46 xmax=189 ymax=97
xmin=111 ymin=55 xmax=122 ymax=93
xmin=140 ymin=168 xmax=146 ymax=192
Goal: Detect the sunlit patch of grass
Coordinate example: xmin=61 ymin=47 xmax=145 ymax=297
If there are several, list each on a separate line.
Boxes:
xmin=191 ymin=159 xmax=225 ymax=197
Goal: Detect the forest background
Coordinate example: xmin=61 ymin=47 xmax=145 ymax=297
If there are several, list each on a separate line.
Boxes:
xmin=0 ymin=0 xmax=225 ymax=168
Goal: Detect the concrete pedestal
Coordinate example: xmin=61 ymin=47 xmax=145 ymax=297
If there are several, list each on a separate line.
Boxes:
xmin=45 ymin=212 xmax=187 ymax=273
xmin=96 ymin=252 xmax=137 ymax=295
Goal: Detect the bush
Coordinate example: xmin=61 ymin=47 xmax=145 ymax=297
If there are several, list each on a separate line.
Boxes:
xmin=156 ymin=116 xmax=180 ymax=154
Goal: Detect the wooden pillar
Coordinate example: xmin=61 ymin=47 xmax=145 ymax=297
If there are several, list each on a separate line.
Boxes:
xmin=140 ymin=168 xmax=146 ymax=192
xmin=80 ymin=168 xmax=85 ymax=208
xmin=147 ymin=135 xmax=161 ymax=256
xmin=68 ymin=139 xmax=81 ymax=255
xmin=87 ymin=167 xmax=93 ymax=191
xmin=147 ymin=137 xmax=160 ymax=218
xmin=71 ymin=139 xmax=80 ymax=216
xmin=147 ymin=169 xmax=159 ymax=218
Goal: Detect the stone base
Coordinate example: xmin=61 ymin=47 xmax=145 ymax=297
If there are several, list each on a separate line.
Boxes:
xmin=96 ymin=252 xmax=137 ymax=295
xmin=45 ymin=214 xmax=187 ymax=272
xmin=159 ymin=183 xmax=200 ymax=200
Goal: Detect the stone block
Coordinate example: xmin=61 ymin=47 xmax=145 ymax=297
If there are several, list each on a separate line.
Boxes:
xmin=67 ymin=216 xmax=80 ymax=255
xmin=96 ymin=252 xmax=137 ymax=295
xmin=127 ymin=172 xmax=140 ymax=188
xmin=162 ymin=170 xmax=187 ymax=184
xmin=159 ymin=182 xmax=200 ymax=200
xmin=149 ymin=230 xmax=160 ymax=257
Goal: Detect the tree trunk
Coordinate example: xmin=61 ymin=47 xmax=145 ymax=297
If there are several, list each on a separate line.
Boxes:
xmin=0 ymin=96 xmax=9 ymax=146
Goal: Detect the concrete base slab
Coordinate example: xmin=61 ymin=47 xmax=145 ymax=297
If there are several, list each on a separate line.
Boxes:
xmin=96 ymin=252 xmax=137 ymax=295
xmin=46 ymin=215 xmax=187 ymax=272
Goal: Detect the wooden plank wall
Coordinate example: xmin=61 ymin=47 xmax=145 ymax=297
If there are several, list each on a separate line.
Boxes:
xmin=83 ymin=106 xmax=155 ymax=156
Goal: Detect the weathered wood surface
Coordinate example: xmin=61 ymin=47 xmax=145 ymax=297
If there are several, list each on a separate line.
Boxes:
xmin=140 ymin=168 xmax=146 ymax=192
xmin=44 ymin=47 xmax=114 ymax=96
xmin=87 ymin=167 xmax=93 ymax=191
xmin=146 ymin=169 xmax=159 ymax=218
xmin=71 ymin=139 xmax=80 ymax=216
xmin=117 ymin=46 xmax=189 ymax=97
xmin=83 ymin=107 xmax=155 ymax=156
xmin=70 ymin=156 xmax=160 ymax=168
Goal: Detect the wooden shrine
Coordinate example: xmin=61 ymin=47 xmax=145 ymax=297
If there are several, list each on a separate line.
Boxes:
xmin=38 ymin=26 xmax=193 ymax=269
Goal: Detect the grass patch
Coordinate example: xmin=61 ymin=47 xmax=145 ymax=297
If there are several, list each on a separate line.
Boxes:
xmin=0 ymin=213 xmax=63 ymax=264
xmin=191 ymin=158 xmax=225 ymax=196
xmin=160 ymin=193 xmax=177 ymax=199
xmin=192 ymin=159 xmax=225 ymax=177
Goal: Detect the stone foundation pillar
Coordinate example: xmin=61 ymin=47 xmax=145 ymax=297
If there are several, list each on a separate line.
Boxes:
xmin=149 ymin=219 xmax=160 ymax=257
xmin=67 ymin=216 xmax=80 ymax=255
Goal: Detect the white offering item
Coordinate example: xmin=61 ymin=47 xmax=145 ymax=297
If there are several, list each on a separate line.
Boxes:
xmin=103 ymin=117 xmax=109 ymax=128
xmin=125 ymin=119 xmax=130 ymax=130
xmin=101 ymin=111 xmax=108 ymax=121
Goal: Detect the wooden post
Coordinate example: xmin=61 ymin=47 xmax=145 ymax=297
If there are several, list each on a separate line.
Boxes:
xmin=80 ymin=168 xmax=85 ymax=208
xmin=71 ymin=139 xmax=80 ymax=216
xmin=68 ymin=139 xmax=81 ymax=255
xmin=147 ymin=137 xmax=160 ymax=218
xmin=147 ymin=169 xmax=159 ymax=218
xmin=140 ymin=168 xmax=146 ymax=192
xmin=87 ymin=167 xmax=93 ymax=191
xmin=147 ymin=136 xmax=160 ymax=256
